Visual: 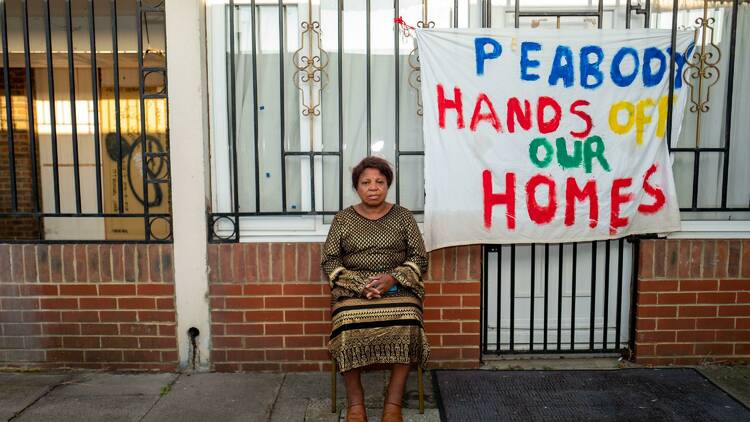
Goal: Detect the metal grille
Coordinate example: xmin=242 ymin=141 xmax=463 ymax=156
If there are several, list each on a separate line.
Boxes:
xmin=0 ymin=0 xmax=170 ymax=243
xmin=208 ymin=0 xmax=750 ymax=242
xmin=481 ymin=240 xmax=638 ymax=355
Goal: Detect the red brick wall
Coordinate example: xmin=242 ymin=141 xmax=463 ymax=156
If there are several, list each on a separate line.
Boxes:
xmin=0 ymin=68 xmax=42 ymax=240
xmin=207 ymin=243 xmax=482 ymax=372
xmin=0 ymin=243 xmax=177 ymax=370
xmin=635 ymin=239 xmax=750 ymax=365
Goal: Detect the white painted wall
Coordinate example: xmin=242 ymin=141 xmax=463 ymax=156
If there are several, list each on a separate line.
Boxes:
xmin=164 ymin=0 xmax=212 ymax=370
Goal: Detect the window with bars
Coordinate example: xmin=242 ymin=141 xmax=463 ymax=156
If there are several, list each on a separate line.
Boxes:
xmin=0 ymin=0 xmax=171 ymax=242
xmin=211 ymin=0 xmax=749 ymax=241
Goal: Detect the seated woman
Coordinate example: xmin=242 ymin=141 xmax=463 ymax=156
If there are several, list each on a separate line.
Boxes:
xmin=321 ymin=156 xmax=430 ymax=422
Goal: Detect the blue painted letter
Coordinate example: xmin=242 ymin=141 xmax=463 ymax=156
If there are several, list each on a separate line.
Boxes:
xmin=611 ymin=47 xmax=639 ymax=87
xmin=520 ymin=42 xmax=542 ymax=81
xmin=642 ymin=47 xmax=666 ymax=87
xmin=548 ymin=45 xmax=574 ymax=87
xmin=667 ymin=43 xmax=694 ymax=89
xmin=579 ymin=45 xmax=604 ymax=89
xmin=475 ymin=37 xmax=503 ymax=76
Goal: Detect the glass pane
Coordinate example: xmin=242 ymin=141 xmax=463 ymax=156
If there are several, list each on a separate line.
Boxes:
xmin=320 ymin=0 xmax=340 ymax=153
xmin=340 ymin=0 xmax=368 ymax=210
xmin=672 ymin=151 xmax=695 ymax=209
xmin=398 ymin=154 xmax=424 ymax=212
xmin=256 ymin=4 xmax=284 ymax=212
xmin=697 ymin=152 xmax=724 ymax=209
xmin=724 ymin=4 xmax=750 ymax=210
xmin=235 ymin=4 xmax=258 ymax=212
xmin=368 ymin=0 xmax=397 ymax=175
xmin=321 ymin=154 xmax=340 ymax=213
xmin=284 ymin=155 xmax=308 ymax=212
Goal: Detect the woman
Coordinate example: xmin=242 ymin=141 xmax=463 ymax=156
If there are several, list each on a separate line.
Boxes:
xmin=321 ymin=156 xmax=430 ymax=422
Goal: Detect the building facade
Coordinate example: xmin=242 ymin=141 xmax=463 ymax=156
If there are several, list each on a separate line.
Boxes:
xmin=1 ymin=0 xmax=749 ymax=371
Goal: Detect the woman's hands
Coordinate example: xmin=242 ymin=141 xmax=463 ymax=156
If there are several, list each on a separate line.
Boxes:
xmin=364 ymin=273 xmax=397 ymax=299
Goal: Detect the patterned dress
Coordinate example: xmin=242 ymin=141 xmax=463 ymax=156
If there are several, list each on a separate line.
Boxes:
xmin=322 ymin=204 xmax=430 ymax=373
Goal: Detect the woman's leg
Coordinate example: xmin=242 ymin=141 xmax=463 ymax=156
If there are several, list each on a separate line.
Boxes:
xmin=343 ymin=368 xmax=367 ymax=421
xmin=343 ymin=368 xmax=365 ymax=406
xmin=385 ymin=364 xmax=411 ymax=405
xmin=382 ymin=364 xmax=410 ymax=422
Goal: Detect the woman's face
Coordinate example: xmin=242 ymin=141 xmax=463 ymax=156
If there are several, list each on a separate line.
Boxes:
xmin=356 ymin=167 xmax=389 ymax=207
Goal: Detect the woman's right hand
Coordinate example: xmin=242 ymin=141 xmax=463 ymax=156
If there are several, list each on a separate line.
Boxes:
xmin=364 ymin=285 xmax=381 ymax=299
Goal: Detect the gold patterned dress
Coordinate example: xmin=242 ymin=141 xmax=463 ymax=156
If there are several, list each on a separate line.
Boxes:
xmin=322 ymin=204 xmax=430 ymax=373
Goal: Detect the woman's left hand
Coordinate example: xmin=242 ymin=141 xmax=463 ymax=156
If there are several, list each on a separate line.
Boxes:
xmin=365 ymin=274 xmax=397 ymax=299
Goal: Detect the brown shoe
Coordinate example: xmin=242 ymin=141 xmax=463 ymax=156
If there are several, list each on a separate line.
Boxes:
xmin=346 ymin=403 xmax=368 ymax=422
xmin=382 ymin=401 xmax=403 ymax=422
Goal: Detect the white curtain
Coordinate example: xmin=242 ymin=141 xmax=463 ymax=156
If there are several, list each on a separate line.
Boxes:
xmin=232 ymin=5 xmax=301 ymax=213
xmin=724 ymin=5 xmax=750 ymax=210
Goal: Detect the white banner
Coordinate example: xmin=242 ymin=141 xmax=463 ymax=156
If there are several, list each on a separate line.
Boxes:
xmin=416 ymin=29 xmax=693 ymax=251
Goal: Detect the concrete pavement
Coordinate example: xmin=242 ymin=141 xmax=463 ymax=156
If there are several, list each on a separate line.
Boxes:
xmin=1 ymin=364 xmax=747 ymax=421
xmin=0 ymin=370 xmax=440 ymax=422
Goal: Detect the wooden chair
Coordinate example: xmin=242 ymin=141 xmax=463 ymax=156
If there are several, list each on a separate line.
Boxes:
xmin=330 ymin=360 xmax=425 ymax=414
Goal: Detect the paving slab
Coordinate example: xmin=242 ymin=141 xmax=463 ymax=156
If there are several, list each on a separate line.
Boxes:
xmin=304 ymin=400 xmax=441 ymax=422
xmin=143 ymin=372 xmax=284 ymax=422
xmin=12 ymin=372 xmax=177 ymax=422
xmin=51 ymin=372 xmax=178 ymax=396
xmin=0 ymin=372 xmax=72 ymax=421
xmin=294 ymin=370 xmax=439 ymax=422
xmin=14 ymin=395 xmax=161 ymax=422
xmin=271 ymin=371 xmax=385 ymax=422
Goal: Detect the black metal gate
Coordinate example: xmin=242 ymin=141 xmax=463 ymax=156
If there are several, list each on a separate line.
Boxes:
xmin=481 ymin=239 xmax=639 ymax=355
xmin=0 ymin=0 xmax=171 ymax=243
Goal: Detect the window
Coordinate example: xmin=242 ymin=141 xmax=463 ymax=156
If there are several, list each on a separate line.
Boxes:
xmin=206 ymin=0 xmax=750 ymax=242
xmin=0 ymin=0 xmax=171 ymax=242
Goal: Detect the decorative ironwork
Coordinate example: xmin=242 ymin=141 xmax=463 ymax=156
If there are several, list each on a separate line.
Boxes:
xmin=209 ymin=215 xmax=238 ymax=242
xmin=407 ymin=1 xmax=435 ymax=117
xmin=148 ymin=216 xmax=173 ymax=242
xmin=292 ymin=1 xmax=329 ymax=120
xmin=682 ymin=0 xmax=721 ymax=147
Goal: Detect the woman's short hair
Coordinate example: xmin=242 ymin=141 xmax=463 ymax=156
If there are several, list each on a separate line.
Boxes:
xmin=352 ymin=156 xmax=394 ymax=189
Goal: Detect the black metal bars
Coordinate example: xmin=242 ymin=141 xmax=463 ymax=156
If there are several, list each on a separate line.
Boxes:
xmin=0 ymin=0 xmax=172 ymax=242
xmin=88 ymin=0 xmax=103 ymax=214
xmin=21 ymin=0 xmax=39 ymax=216
xmin=482 ymin=240 xmax=635 ymax=355
xmin=209 ymin=0 xmax=749 ymax=244
xmin=228 ymin=0 xmax=240 ymax=237
xmin=65 ymin=0 xmax=82 ymax=213
xmin=1 ymin=0 xmax=17 ymax=212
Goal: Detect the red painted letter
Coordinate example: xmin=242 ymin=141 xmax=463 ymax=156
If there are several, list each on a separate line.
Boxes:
xmin=437 ymin=84 xmax=464 ymax=129
xmin=483 ymin=170 xmax=516 ymax=229
xmin=569 ymin=99 xmax=592 ymax=139
xmin=525 ymin=174 xmax=557 ymax=225
xmin=610 ymin=178 xmax=634 ymax=235
xmin=507 ymin=97 xmax=532 ymax=133
xmin=470 ymin=93 xmax=502 ymax=132
xmin=537 ymin=96 xmax=562 ymax=134
xmin=565 ymin=178 xmax=598 ymax=228
xmin=638 ymin=164 xmax=666 ymax=214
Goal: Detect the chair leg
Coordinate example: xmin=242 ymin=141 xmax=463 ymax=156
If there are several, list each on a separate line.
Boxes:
xmin=331 ymin=360 xmax=337 ymax=413
xmin=418 ymin=366 xmax=424 ymax=414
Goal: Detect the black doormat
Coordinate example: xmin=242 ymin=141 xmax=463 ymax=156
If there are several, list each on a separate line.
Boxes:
xmin=433 ymin=368 xmax=750 ymax=422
